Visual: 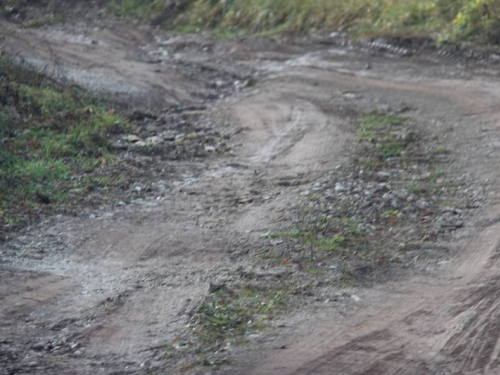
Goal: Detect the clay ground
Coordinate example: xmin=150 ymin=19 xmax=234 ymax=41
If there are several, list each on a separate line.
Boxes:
xmin=2 ymin=16 xmax=500 ymax=374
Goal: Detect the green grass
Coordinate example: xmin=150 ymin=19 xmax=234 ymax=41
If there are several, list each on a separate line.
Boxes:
xmin=191 ymin=286 xmax=288 ymax=347
xmin=163 ymin=0 xmax=500 ymax=45
xmin=0 ymin=56 xmax=129 ymax=230
xmin=359 ymin=113 xmax=410 ymax=160
xmin=363 ymin=113 xmax=407 ymax=128
xmin=408 ymin=183 xmax=425 ymax=193
xmin=108 ymin=0 xmax=165 ymax=18
xmin=436 ymin=148 xmax=452 ymax=155
xmin=270 ymin=215 xmax=367 ymax=261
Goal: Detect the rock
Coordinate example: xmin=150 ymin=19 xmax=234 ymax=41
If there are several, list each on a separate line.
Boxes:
xmin=377 ymin=103 xmax=391 ymax=113
xmin=214 ymin=80 xmax=226 ymax=88
xmin=351 ymin=294 xmax=362 ymax=302
xmin=391 ymin=199 xmax=401 ymax=209
xmin=375 ymin=171 xmax=391 ymax=181
xmin=145 ymin=123 xmax=159 ymax=135
xmin=436 ymin=212 xmax=464 ymax=229
xmin=111 ymin=140 xmax=128 ymax=150
xmin=402 ymin=205 xmax=417 ymax=214
xmin=36 ymin=191 xmax=51 ymax=205
xmin=382 ymin=192 xmax=396 ymax=202
xmin=362 ymin=198 xmax=373 ymax=208
xmin=335 ymin=183 xmax=347 ymax=192
xmin=145 ymin=136 xmax=163 ymax=146
xmin=125 ymin=134 xmax=141 ymax=143
xmin=209 ymin=283 xmax=226 ymax=293
xmin=441 ymin=207 xmax=462 ymax=215
xmin=31 ymin=342 xmax=45 ymax=351
xmin=415 ymin=198 xmax=429 ymax=210
xmin=406 ymin=194 xmax=417 ymax=203
xmin=130 ymin=109 xmax=156 ymax=121
xmin=373 ymin=183 xmax=389 ymax=193
xmin=162 ymin=131 xmax=177 ymax=141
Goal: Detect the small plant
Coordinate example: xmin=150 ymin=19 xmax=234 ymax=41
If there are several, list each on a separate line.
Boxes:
xmin=436 ymin=148 xmax=452 ymax=155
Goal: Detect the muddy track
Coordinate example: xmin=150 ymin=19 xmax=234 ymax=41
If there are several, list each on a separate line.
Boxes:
xmin=2 ymin=19 xmax=500 ymax=375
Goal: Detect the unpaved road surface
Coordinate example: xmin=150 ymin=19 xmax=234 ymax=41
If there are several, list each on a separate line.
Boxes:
xmin=2 ymin=18 xmax=500 ymax=375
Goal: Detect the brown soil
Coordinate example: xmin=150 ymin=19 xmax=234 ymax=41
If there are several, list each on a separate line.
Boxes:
xmin=2 ymin=15 xmax=500 ymax=375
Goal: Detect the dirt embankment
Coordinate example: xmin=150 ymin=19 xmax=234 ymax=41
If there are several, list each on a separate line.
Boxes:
xmin=2 ymin=13 xmax=500 ymax=375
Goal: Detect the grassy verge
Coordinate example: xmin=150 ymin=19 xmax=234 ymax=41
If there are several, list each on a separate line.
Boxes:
xmin=173 ymin=0 xmax=500 ymax=45
xmin=0 ymin=56 xmax=128 ymax=232
xmin=100 ymin=0 xmax=500 ymax=46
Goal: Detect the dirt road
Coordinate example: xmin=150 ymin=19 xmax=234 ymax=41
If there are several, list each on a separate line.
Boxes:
xmin=2 ymin=18 xmax=500 ymax=374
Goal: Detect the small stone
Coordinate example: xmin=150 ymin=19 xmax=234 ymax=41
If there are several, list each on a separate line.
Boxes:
xmin=415 ymin=198 xmax=429 ymax=210
xmin=110 ymin=140 xmax=128 ymax=150
xmin=407 ymin=194 xmax=417 ymax=203
xmin=402 ymin=205 xmax=417 ymax=214
xmin=162 ymin=131 xmax=177 ymax=141
xmin=375 ymin=171 xmax=391 ymax=181
xmin=382 ymin=192 xmax=396 ymax=202
xmin=125 ymin=134 xmax=141 ymax=143
xmin=335 ymin=183 xmax=347 ymax=192
xmin=145 ymin=123 xmax=159 ymax=135
xmin=70 ymin=342 xmax=80 ymax=350
xmin=31 ymin=342 xmax=45 ymax=351
xmin=145 ymin=136 xmax=163 ymax=146
xmin=373 ymin=183 xmax=390 ymax=193
xmin=351 ymin=295 xmax=362 ymax=302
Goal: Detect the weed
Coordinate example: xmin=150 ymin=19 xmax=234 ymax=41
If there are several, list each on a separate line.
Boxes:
xmin=436 ymin=148 xmax=452 ymax=155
